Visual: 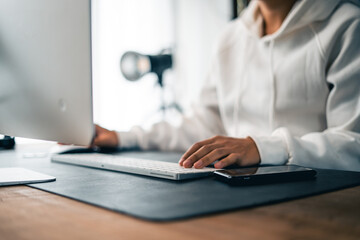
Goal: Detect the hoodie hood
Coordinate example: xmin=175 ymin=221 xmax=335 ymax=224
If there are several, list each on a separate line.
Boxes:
xmin=240 ymin=0 xmax=359 ymax=39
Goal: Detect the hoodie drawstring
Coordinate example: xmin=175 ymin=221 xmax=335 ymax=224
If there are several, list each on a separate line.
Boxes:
xmin=269 ymin=40 xmax=275 ymax=131
xmin=233 ymin=36 xmax=250 ymax=137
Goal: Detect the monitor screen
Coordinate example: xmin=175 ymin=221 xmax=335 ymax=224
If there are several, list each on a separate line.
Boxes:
xmin=0 ymin=0 xmax=94 ymax=145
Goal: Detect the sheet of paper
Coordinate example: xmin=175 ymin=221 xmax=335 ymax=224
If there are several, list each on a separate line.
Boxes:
xmin=0 ymin=168 xmax=55 ymax=186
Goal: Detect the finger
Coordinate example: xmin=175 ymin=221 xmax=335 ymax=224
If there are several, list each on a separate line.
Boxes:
xmin=193 ymin=148 xmax=228 ymax=169
xmin=179 ymin=138 xmax=214 ymax=165
xmin=182 ymin=144 xmax=218 ymax=168
xmin=91 ymin=125 xmax=101 ymax=146
xmin=92 ymin=135 xmax=102 ymax=147
xmin=95 ymin=124 xmax=106 ymax=136
xmin=214 ymin=154 xmax=239 ymax=169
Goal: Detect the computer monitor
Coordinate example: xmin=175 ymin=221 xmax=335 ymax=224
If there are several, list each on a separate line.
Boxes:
xmin=0 ymin=0 xmax=94 ymax=146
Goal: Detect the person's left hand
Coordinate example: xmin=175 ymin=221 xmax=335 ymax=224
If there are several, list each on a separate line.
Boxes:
xmin=92 ymin=125 xmax=119 ymax=148
xmin=179 ymin=136 xmax=261 ymax=169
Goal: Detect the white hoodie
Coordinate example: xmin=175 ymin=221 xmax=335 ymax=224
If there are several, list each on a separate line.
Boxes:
xmin=118 ymin=0 xmax=360 ymax=171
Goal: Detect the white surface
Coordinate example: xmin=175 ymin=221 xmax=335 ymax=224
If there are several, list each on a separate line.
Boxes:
xmin=92 ymin=0 xmax=175 ymax=130
xmin=0 ymin=168 xmax=56 ymax=186
xmin=52 ymin=153 xmax=215 ymax=180
xmin=0 ymin=0 xmax=94 ymax=146
xmin=91 ymin=0 xmax=232 ymax=131
xmin=174 ymin=0 xmax=232 ymax=110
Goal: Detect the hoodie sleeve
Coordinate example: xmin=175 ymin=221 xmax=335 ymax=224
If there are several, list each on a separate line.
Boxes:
xmin=117 ymin=61 xmax=226 ymax=152
xmin=254 ymin=19 xmax=360 ymax=171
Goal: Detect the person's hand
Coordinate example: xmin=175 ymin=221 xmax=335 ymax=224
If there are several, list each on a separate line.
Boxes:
xmin=179 ymin=136 xmax=260 ymax=169
xmin=92 ymin=125 xmax=119 ymax=148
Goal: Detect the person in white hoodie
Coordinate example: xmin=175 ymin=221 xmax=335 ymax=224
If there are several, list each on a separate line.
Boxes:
xmin=94 ymin=0 xmax=360 ymax=171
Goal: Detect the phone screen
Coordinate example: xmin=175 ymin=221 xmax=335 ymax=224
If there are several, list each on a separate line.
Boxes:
xmin=220 ymin=165 xmax=313 ymax=177
xmin=215 ymin=165 xmax=316 ymax=185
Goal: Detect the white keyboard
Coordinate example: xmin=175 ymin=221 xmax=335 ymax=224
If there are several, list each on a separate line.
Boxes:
xmin=51 ymin=153 xmax=216 ymax=180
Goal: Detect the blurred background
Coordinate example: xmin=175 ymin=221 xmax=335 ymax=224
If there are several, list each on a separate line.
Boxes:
xmin=92 ymin=0 xmax=233 ymax=131
xmin=9 ymin=0 xmax=245 ymax=143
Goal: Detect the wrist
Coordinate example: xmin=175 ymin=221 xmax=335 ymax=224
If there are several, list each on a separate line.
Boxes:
xmin=250 ymin=135 xmax=288 ymax=165
xmin=111 ymin=130 xmax=120 ymax=147
xmin=245 ymin=136 xmax=261 ymax=165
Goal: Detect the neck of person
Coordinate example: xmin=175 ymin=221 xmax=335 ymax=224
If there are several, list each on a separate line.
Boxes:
xmin=258 ymin=0 xmax=297 ymax=36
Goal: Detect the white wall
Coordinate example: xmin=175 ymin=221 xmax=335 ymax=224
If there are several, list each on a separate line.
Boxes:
xmin=92 ymin=0 xmax=232 ymax=131
xmin=173 ymin=0 xmax=232 ymax=110
xmin=92 ymin=0 xmax=175 ymax=131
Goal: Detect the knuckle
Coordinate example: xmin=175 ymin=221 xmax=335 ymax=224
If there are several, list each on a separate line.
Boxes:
xmin=214 ymin=148 xmax=225 ymax=155
xmin=230 ymin=154 xmax=244 ymax=165
xmin=192 ymin=142 xmax=200 ymax=149
xmin=224 ymin=154 xmax=237 ymax=164
xmin=202 ymin=145 xmax=211 ymax=151
xmin=228 ymin=153 xmax=236 ymax=158
xmin=189 ymin=154 xmax=198 ymax=161
xmin=237 ymin=160 xmax=246 ymax=166
xmin=212 ymin=135 xmax=220 ymax=140
xmin=201 ymin=156 xmax=210 ymax=164
xmin=231 ymin=153 xmax=241 ymax=160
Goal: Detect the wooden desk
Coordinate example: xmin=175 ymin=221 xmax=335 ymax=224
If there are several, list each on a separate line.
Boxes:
xmin=0 ymin=185 xmax=359 ymax=240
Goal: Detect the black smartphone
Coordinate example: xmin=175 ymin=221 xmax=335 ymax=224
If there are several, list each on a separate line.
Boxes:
xmin=214 ymin=165 xmax=317 ymax=186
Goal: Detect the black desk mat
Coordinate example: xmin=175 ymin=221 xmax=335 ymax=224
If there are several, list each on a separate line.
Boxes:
xmin=1 ymin=151 xmax=360 ymax=221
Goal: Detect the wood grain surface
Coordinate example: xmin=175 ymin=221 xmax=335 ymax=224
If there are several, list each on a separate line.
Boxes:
xmin=0 ymin=185 xmax=359 ymax=240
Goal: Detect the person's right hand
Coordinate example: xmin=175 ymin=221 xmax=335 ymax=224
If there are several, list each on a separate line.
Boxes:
xmin=92 ymin=125 xmax=119 ymax=148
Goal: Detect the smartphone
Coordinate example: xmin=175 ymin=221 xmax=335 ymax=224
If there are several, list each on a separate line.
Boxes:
xmin=214 ymin=165 xmax=317 ymax=186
